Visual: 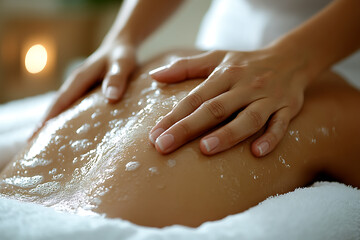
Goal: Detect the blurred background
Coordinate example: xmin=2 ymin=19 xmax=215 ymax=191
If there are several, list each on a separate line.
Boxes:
xmin=0 ymin=0 xmax=211 ymax=103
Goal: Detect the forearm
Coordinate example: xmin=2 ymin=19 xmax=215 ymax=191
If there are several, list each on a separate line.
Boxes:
xmin=103 ymin=0 xmax=184 ymax=47
xmin=272 ymin=0 xmax=360 ymax=82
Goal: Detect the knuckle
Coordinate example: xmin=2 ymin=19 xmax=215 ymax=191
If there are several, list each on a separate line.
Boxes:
xmin=221 ymin=65 xmax=240 ymax=75
xmin=107 ymin=73 xmax=123 ymax=83
xmin=202 ymin=100 xmax=226 ymax=120
xmin=251 ymin=76 xmax=267 ymax=90
xmin=287 ymin=93 xmax=304 ymax=110
xmin=186 ymin=93 xmax=203 ymax=109
xmin=245 ymin=110 xmax=263 ymax=129
xmin=288 ymin=97 xmax=299 ymax=108
xmin=162 ymin=114 xmax=176 ymax=128
xmin=251 ymin=71 xmax=273 ymax=90
xmin=273 ymin=117 xmax=288 ymax=134
xmin=173 ymin=57 xmax=186 ymax=67
xmin=266 ymin=131 xmax=278 ymax=146
xmin=176 ymin=121 xmax=192 ymax=138
xmin=73 ymin=68 xmax=86 ymax=81
xmin=220 ymin=127 xmax=237 ymax=146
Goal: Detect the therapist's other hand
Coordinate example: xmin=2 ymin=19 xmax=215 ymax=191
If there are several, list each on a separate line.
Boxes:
xmin=149 ymin=48 xmax=307 ymax=157
xmin=29 ymin=42 xmax=136 ymax=141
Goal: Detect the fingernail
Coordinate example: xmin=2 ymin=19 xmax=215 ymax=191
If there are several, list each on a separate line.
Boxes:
xmin=149 ymin=65 xmax=169 ymax=76
xmin=257 ymin=141 xmax=269 ymax=156
xmin=202 ymin=137 xmax=219 ymax=153
xmin=149 ymin=128 xmax=164 ymax=144
xmin=156 ymin=134 xmax=174 ymax=152
xmin=105 ymin=86 xmax=120 ymax=100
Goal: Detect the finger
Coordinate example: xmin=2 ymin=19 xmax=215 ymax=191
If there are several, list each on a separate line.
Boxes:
xmin=102 ymin=60 xmax=134 ymax=103
xmin=199 ymin=99 xmax=276 ymax=155
xmin=149 ymin=51 xmax=225 ymax=83
xmin=251 ymin=107 xmax=292 ymax=157
xmin=152 ymin=90 xmax=246 ymax=154
xmin=149 ymin=70 xmax=232 ymax=144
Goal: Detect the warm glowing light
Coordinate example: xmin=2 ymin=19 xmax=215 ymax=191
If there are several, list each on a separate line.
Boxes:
xmin=25 ymin=44 xmax=48 ymax=74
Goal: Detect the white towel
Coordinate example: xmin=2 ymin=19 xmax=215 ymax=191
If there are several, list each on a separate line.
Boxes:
xmin=0 ymin=182 xmax=359 ymax=240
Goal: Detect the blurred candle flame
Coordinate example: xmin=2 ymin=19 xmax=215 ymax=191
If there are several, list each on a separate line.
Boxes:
xmin=25 ymin=44 xmax=47 ymax=74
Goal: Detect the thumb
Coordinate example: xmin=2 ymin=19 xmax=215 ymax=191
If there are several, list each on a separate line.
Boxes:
xmin=149 ymin=51 xmax=224 ymax=83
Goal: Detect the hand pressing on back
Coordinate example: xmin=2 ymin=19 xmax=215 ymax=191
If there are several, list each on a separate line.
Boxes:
xmin=149 ymin=47 xmax=308 ymax=157
xmin=29 ymin=41 xmax=136 ymax=140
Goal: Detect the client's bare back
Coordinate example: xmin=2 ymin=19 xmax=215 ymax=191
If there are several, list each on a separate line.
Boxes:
xmin=0 ymin=51 xmax=359 ymax=227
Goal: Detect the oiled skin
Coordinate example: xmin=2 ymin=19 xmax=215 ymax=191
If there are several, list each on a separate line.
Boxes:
xmin=0 ymin=52 xmax=359 ymax=227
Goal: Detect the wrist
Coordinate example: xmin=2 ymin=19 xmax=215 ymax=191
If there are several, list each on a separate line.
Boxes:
xmin=100 ymin=34 xmax=136 ymax=54
xmin=102 ymin=27 xmax=138 ymax=49
xmin=268 ymin=36 xmax=321 ymax=86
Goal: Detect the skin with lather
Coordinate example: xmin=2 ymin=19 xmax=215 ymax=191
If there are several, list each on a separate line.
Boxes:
xmin=3 ymin=0 xmax=358 ymax=227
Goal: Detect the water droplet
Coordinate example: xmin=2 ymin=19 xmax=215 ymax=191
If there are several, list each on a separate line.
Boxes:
xmin=137 ymin=99 xmax=144 ymax=106
xmin=53 ymin=174 xmax=64 ymax=180
xmin=76 ymin=123 xmax=91 ymax=134
xmin=91 ymin=111 xmax=100 ymax=119
xmin=167 ymin=159 xmax=176 ymax=168
xmin=111 ymin=109 xmax=123 ymax=117
xmin=279 ymin=156 xmax=290 ymax=168
xmin=125 ymin=161 xmax=141 ymax=171
xmin=149 ymin=167 xmax=159 ymax=175
xmin=54 ymin=135 xmax=63 ymax=145
xmin=318 ymin=127 xmax=329 ymax=136
xmin=58 ymin=145 xmax=67 ymax=152
xmin=70 ymin=139 xmax=92 ymax=152
xmin=49 ymin=168 xmax=57 ymax=175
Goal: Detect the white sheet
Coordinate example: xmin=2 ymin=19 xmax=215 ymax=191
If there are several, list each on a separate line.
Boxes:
xmin=0 ymin=94 xmax=359 ymax=240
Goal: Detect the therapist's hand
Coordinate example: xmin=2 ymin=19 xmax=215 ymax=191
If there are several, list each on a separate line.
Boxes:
xmin=29 ymin=41 xmax=136 ymax=141
xmin=149 ymin=47 xmax=308 ymax=157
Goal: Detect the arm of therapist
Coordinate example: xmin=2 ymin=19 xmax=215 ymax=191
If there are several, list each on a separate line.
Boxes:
xmin=149 ymin=0 xmax=360 ymax=157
